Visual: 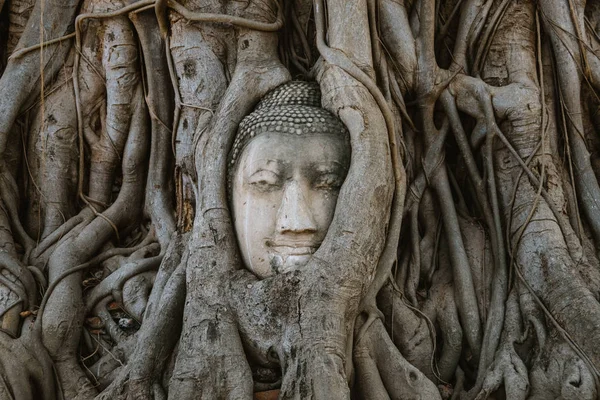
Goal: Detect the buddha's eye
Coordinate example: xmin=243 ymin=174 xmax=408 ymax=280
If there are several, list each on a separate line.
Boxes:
xmin=314 ymin=173 xmax=343 ymax=191
xmin=248 ymin=170 xmax=282 ymax=191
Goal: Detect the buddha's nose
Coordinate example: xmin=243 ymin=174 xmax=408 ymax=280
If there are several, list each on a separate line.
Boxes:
xmin=276 ymin=181 xmax=318 ymax=234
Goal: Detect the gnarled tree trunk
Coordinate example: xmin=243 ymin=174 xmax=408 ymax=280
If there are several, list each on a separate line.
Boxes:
xmin=0 ymin=0 xmax=600 ymax=399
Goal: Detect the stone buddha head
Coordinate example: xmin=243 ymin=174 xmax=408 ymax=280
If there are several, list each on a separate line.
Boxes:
xmin=229 ymin=81 xmax=350 ymax=279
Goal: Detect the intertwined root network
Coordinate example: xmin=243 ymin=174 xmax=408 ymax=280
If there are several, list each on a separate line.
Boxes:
xmin=0 ymin=0 xmax=599 ymax=399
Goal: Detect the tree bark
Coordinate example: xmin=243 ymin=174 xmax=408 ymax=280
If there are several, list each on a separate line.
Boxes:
xmin=0 ymin=0 xmax=599 ymax=399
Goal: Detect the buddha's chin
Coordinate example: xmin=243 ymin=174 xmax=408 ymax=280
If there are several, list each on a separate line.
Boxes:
xmin=269 ymin=253 xmax=312 ymax=274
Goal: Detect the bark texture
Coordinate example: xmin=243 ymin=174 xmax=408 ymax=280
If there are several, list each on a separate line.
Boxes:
xmin=0 ymin=0 xmax=600 ymax=398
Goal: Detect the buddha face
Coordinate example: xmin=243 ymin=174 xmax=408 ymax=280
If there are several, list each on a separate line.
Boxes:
xmin=232 ymin=131 xmax=350 ymax=279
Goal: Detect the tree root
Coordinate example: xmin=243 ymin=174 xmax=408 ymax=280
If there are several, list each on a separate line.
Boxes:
xmin=0 ymin=330 xmax=56 ymax=400
xmin=85 ymin=254 xmax=162 ymax=315
xmin=471 ymin=289 xmax=529 ymax=400
xmin=0 ymin=0 xmax=79 ymax=156
xmin=130 ymin=9 xmax=176 ymax=251
xmin=355 ymin=318 xmax=441 ymax=400
xmin=33 ymin=78 xmax=149 ymax=399
xmin=97 ymin=233 xmax=187 ymax=399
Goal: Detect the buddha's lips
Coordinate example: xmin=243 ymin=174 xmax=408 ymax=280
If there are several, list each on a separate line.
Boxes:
xmin=270 ymin=246 xmax=317 ymax=256
xmin=265 ymin=239 xmax=320 ymax=256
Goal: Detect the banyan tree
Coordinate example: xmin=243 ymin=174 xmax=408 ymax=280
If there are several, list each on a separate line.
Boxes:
xmin=1 ymin=0 xmax=600 ymax=398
